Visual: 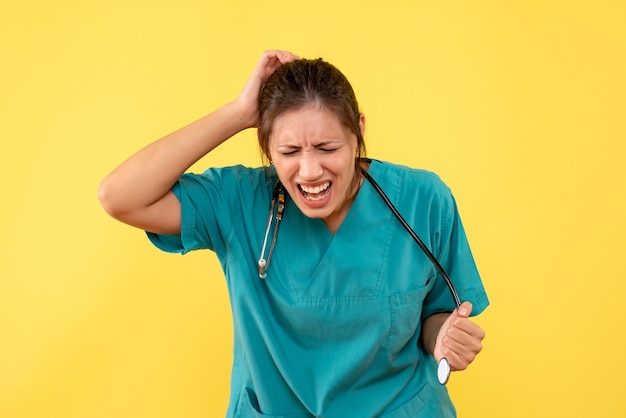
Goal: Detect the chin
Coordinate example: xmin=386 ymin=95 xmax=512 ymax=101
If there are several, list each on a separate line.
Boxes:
xmin=295 ymin=203 xmax=332 ymax=220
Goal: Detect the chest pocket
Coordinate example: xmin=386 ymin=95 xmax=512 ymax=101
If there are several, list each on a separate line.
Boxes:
xmin=386 ymin=275 xmax=435 ymax=355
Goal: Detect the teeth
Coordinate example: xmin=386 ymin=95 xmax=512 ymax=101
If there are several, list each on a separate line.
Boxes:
xmin=300 ymin=182 xmax=330 ymax=194
xmin=306 ymin=193 xmax=326 ymax=201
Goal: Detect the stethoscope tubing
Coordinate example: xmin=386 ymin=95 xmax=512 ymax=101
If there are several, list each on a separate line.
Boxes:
xmin=259 ymin=170 xmax=462 ymax=309
xmin=361 ymin=169 xmax=462 ymax=309
xmin=257 ymin=169 xmax=462 ymax=384
xmin=362 ymin=169 xmax=462 ymax=385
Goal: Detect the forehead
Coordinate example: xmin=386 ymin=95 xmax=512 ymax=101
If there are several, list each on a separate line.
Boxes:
xmin=271 ymin=105 xmax=352 ymax=142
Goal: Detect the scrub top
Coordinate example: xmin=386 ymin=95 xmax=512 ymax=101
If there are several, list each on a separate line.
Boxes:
xmin=147 ymin=159 xmax=489 ymax=418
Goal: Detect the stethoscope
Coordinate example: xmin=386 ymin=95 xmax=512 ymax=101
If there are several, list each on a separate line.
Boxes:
xmin=257 ymin=168 xmax=462 ymax=385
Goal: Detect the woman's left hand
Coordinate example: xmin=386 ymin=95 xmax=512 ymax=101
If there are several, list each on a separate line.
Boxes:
xmin=433 ymin=302 xmax=485 ymax=371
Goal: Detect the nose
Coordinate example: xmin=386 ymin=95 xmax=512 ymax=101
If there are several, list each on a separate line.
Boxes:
xmin=299 ymin=152 xmax=323 ymax=180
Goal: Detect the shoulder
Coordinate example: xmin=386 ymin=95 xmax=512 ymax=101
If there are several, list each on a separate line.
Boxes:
xmin=198 ymin=164 xmax=276 ymax=185
xmin=179 ymin=165 xmax=277 ymax=195
xmin=367 ymin=159 xmax=457 ymax=228
xmin=369 ymin=159 xmax=452 ymax=198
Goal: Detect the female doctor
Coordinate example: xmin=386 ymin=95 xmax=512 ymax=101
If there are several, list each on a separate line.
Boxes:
xmin=99 ymin=50 xmax=489 ymax=417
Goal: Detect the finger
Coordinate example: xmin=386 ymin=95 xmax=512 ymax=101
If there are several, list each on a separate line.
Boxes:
xmin=450 ymin=317 xmax=486 ymax=340
xmin=449 ymin=302 xmax=484 ymax=340
xmin=262 ymin=50 xmax=299 ymax=64
xmin=445 ymin=323 xmax=485 ymax=357
xmin=441 ymin=342 xmax=477 ymax=371
xmin=442 ymin=331 xmax=483 ymax=367
xmin=446 ymin=318 xmax=485 ymax=341
xmin=442 ymin=330 xmax=483 ymax=358
xmin=279 ymin=50 xmax=300 ymax=63
xmin=256 ymin=50 xmax=300 ymax=81
xmin=262 ymin=53 xmax=282 ymax=71
xmin=441 ymin=330 xmax=483 ymax=370
xmin=440 ymin=335 xmax=472 ymax=371
xmin=457 ymin=301 xmax=473 ymax=318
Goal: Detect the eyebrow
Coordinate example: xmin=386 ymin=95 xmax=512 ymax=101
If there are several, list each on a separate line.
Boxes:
xmin=275 ymin=140 xmax=343 ymax=149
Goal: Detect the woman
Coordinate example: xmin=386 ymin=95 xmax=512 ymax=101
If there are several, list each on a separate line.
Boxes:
xmin=99 ymin=50 xmax=489 ymax=417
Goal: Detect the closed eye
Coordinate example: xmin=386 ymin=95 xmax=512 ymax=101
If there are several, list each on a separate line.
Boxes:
xmin=318 ymin=143 xmax=342 ymax=153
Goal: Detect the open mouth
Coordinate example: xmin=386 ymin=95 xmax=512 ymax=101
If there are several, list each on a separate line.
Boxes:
xmin=298 ymin=182 xmax=331 ymax=201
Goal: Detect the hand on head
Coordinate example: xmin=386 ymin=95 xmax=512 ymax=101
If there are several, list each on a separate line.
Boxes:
xmin=234 ymin=50 xmax=300 ymax=129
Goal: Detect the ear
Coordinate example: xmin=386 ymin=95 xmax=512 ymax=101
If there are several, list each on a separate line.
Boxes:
xmin=358 ymin=113 xmax=366 ymax=137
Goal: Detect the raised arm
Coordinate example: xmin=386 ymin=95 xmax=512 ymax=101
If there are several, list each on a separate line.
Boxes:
xmin=98 ymin=50 xmax=299 ymax=235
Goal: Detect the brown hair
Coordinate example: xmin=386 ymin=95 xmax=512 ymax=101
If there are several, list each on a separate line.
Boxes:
xmin=257 ymin=58 xmax=366 ymax=165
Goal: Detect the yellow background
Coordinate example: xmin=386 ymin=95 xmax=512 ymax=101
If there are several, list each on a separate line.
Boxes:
xmin=2 ymin=0 xmax=625 ymax=417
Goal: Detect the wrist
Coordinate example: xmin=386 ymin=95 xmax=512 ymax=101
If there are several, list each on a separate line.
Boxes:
xmin=227 ymin=97 xmax=259 ymax=130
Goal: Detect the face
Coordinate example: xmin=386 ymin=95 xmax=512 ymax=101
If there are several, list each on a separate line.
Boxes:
xmin=269 ymin=105 xmax=365 ymax=234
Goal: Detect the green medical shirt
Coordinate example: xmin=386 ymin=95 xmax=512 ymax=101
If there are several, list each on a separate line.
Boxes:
xmin=148 ymin=159 xmax=489 ymax=417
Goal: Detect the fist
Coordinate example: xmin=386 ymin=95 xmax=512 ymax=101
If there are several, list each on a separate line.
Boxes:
xmin=433 ymin=301 xmax=485 ymax=371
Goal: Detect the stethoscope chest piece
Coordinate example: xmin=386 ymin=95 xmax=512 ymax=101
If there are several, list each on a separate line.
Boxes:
xmin=257 ymin=181 xmax=285 ymax=279
xmin=437 ymin=357 xmax=451 ymax=385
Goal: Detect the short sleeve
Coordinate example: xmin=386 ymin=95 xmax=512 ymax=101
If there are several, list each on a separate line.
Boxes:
xmin=146 ymin=169 xmax=238 ymax=255
xmin=146 ymin=165 xmax=276 ymax=258
xmin=421 ymin=189 xmax=489 ymax=319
